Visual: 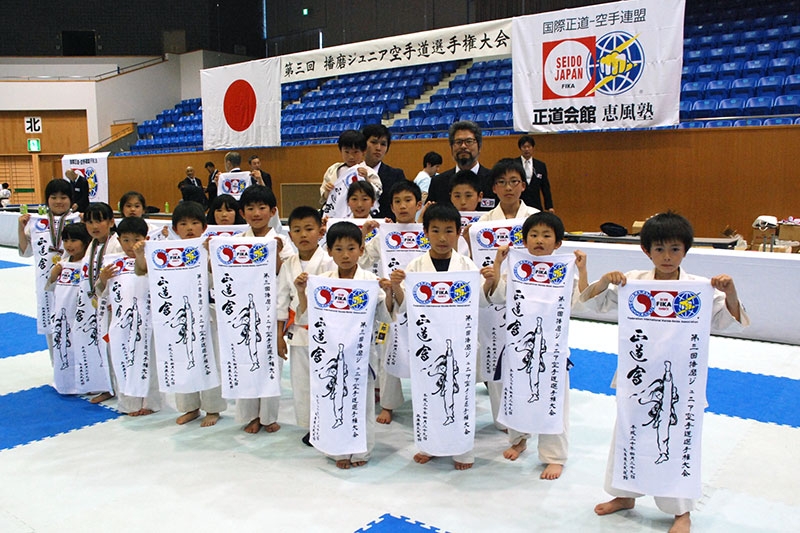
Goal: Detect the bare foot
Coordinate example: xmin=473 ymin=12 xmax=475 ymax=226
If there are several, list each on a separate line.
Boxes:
xmin=454 ymin=461 xmax=473 ymax=470
xmin=376 ymin=408 xmax=393 ymax=424
xmin=128 ymin=408 xmax=155 ymax=417
xmin=413 ymin=453 xmax=432 ymax=464
xmin=244 ymin=418 xmax=262 ymax=433
xmin=200 ymin=412 xmax=220 ymax=427
xmin=176 ymin=409 xmax=200 ymax=425
xmin=503 ymin=439 xmax=527 ymax=461
xmin=336 ymin=459 xmax=351 ymax=469
xmin=351 ymin=460 xmax=367 ymax=467
xmin=90 ymin=392 xmax=113 ymax=404
xmin=540 ymin=463 xmax=563 ymax=480
xmin=669 ymin=512 xmax=691 ymax=533
xmin=263 ymin=422 xmax=281 ymax=433
xmin=594 ymin=497 xmax=635 ymax=515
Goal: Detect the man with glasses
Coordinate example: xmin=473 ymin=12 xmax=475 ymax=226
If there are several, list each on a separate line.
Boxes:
xmin=426 ymin=121 xmax=496 ymax=211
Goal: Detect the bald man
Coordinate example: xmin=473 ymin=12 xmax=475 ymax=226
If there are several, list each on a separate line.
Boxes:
xmin=178 ymin=166 xmax=207 ymax=206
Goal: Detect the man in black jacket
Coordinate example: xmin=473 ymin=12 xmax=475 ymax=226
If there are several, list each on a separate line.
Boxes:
xmin=517 ymin=135 xmax=554 ymax=212
xmin=65 ymin=169 xmax=90 ymax=213
xmin=362 ymin=124 xmax=405 ymax=220
xmin=426 ymin=121 xmax=496 ymax=211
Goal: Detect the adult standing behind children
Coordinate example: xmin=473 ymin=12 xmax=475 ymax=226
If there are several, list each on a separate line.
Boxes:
xmin=517 ymin=135 xmax=554 ymax=213
xmin=248 ymin=154 xmax=273 ymax=189
xmin=178 ymin=166 xmax=207 ymax=207
xmin=65 ymin=169 xmax=90 ymax=213
xmin=425 ymin=121 xmax=496 ymax=211
xmin=205 ymin=161 xmax=219 ymax=204
xmin=362 ymin=124 xmax=406 ymax=221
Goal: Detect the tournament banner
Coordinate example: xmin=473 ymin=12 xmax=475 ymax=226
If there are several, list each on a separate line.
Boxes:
xmin=216 ymin=171 xmax=252 ymax=201
xmin=512 ymin=0 xmax=685 ymax=132
xmin=613 ymin=279 xmax=712 ymax=499
xmin=308 ymin=275 xmax=379 ymax=456
xmin=61 ymin=153 xmax=110 ymax=204
xmin=281 ymin=19 xmax=511 ymax=83
xmin=26 ymin=212 xmax=80 ymax=333
xmin=145 ymin=237 xmax=220 ymax=394
xmin=406 ymin=271 xmax=479 ymax=457
xmin=468 ymin=218 xmax=527 ymax=382
xmin=50 ymin=261 xmax=85 ymax=394
xmin=497 ymin=250 xmax=575 ymax=435
xmin=103 ymin=254 xmax=154 ymax=398
xmin=210 ymin=237 xmax=280 ymax=399
xmin=378 ymin=223 xmax=429 ymax=378
xmin=201 ymin=57 xmax=281 ymax=150
xmin=321 ymin=167 xmax=364 ymax=219
xmin=459 ymin=211 xmax=483 ymax=228
xmin=204 ymin=224 xmax=249 ymax=238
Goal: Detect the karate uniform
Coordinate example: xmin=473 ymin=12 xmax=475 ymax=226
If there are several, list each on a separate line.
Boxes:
xmin=402 ymin=250 xmax=487 ymax=466
xmin=276 ymin=246 xmax=335 ymax=429
xmin=319 ymin=162 xmax=383 ymax=217
xmin=580 ymin=268 xmax=750 ymax=515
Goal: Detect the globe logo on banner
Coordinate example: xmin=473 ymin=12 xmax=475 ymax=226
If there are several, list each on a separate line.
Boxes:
xmin=588 ymin=32 xmax=645 ymax=96
xmin=223 ymin=79 xmax=257 ymax=132
xmin=85 ymin=167 xmax=99 ymax=198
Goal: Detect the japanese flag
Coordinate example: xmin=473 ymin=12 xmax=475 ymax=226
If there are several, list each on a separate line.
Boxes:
xmin=201 ymin=58 xmax=281 ymax=150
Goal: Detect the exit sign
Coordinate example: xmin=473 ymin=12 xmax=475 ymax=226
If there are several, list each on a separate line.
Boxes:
xmin=27 ymin=138 xmax=41 ymax=152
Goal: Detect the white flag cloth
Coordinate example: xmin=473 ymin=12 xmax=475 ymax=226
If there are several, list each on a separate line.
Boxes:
xmin=468 ymin=218 xmax=528 ymax=382
xmin=61 ymin=153 xmax=110 ymax=203
xmin=497 ymin=250 xmax=575 ymax=434
xmin=50 ymin=261 xmax=85 ymax=393
xmin=216 ymin=171 xmax=252 ymax=201
xmin=321 ymin=167 xmax=365 ymax=218
xmin=406 ymin=271 xmax=479 ymax=457
xmin=459 ymin=211 xmax=483 ymax=228
xmin=201 ymin=57 xmax=281 ymax=149
xmin=613 ymin=279 xmax=712 ymax=499
xmin=26 ymin=212 xmax=80 ymax=333
xmin=103 ymin=254 xmax=154 ymax=398
xmin=204 ymin=224 xmax=249 ymax=238
xmin=210 ymin=238 xmax=280 ymax=399
xmin=307 ymin=275 xmax=379 ymax=456
xmin=377 ymin=223 xmax=429 ymax=378
xmin=145 ymin=237 xmax=220 ymax=393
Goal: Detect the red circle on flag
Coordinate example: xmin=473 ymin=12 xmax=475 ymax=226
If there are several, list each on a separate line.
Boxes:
xmin=223 ymin=79 xmax=257 ymax=132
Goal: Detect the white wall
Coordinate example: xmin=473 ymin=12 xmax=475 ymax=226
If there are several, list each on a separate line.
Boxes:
xmin=180 ymin=50 xmax=251 ymax=100
xmin=0 ymin=56 xmax=158 ymax=77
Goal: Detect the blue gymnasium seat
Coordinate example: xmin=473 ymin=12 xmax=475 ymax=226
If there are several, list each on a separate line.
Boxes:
xmin=763 ymin=117 xmax=795 ymax=126
xmin=706 ymin=120 xmax=734 ymax=128
xmin=716 ymin=98 xmax=746 ymax=117
xmin=682 ymin=81 xmax=706 ymax=100
xmin=685 ymin=49 xmax=707 ymax=65
xmin=679 ymin=121 xmax=706 ymax=129
xmin=718 ymin=61 xmax=742 ymax=80
xmin=719 ymin=33 xmax=739 ymax=47
xmin=476 ymin=96 xmax=494 ymax=113
xmin=429 ymin=89 xmax=449 ymax=103
xmin=409 ymin=103 xmax=429 ymax=119
xmin=778 ymin=39 xmax=800 ymax=58
xmin=393 ymin=118 xmax=410 ymax=132
xmin=682 ymin=65 xmax=696 ymax=81
xmin=420 ymin=116 xmax=437 ymax=131
xmin=768 ymin=57 xmax=794 ymax=76
xmin=742 ymin=59 xmax=769 ymax=78
xmin=772 ymin=94 xmax=800 ymax=114
xmin=730 ymin=44 xmax=756 ymax=62
xmin=427 ymin=100 xmax=446 ymax=116
xmin=744 ymin=96 xmax=774 ymax=116
xmin=756 ymin=76 xmax=785 ymax=98
xmin=494 ymin=95 xmax=512 ymax=111
xmin=730 ymin=78 xmax=758 ymax=98
xmin=691 ymin=99 xmax=718 ymax=118
xmin=754 ymin=42 xmax=779 ymax=60
xmin=734 ymin=118 xmax=763 ymax=127
xmin=740 ymin=30 xmax=765 ymax=45
xmin=408 ymin=117 xmax=424 ymax=132
xmin=705 ymin=79 xmax=731 ymax=99
xmin=706 ymin=48 xmax=729 ymax=64
xmin=474 ymin=112 xmax=493 ymax=128
xmin=679 ymin=100 xmax=693 ymax=120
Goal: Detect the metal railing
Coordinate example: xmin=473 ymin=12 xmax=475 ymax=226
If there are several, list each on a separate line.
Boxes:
xmin=0 ymin=56 xmax=167 ymax=82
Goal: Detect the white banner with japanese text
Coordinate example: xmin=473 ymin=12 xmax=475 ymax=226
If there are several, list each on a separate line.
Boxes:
xmin=281 ymin=20 xmax=511 ymax=83
xmin=378 ymin=223 xmax=429 ymax=378
xmin=145 ymin=237 xmax=220 ymax=394
xmin=497 ymin=250 xmax=574 ymax=434
xmin=468 ymin=218 xmax=527 ymax=382
xmin=307 ymin=275 xmax=379 ymax=456
xmin=61 ymin=152 xmax=110 ymax=204
xmin=406 ymin=271 xmax=479 ymax=457
xmin=512 ymin=0 xmax=684 ymax=132
xmin=210 ymin=237 xmax=280 ymax=399
xmin=321 ymin=169 xmax=365 ymax=219
xmin=50 ymin=261 xmax=86 ymax=394
xmin=103 ymin=254 xmax=154 ymax=398
xmin=204 ymin=224 xmax=249 ymax=238
xmin=613 ymin=279 xmax=712 ymax=499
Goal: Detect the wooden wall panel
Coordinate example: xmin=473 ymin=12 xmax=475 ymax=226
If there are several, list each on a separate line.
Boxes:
xmin=101 ymin=127 xmax=799 ymax=241
xmin=0 ymin=110 xmax=88 ymax=155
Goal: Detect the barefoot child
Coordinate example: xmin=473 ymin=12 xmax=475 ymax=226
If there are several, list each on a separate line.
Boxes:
xmin=485 ymin=212 xmax=588 ymax=480
xmin=582 ymin=212 xmax=749 ymax=533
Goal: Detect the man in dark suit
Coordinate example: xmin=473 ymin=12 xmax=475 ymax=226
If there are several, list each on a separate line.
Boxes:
xmin=248 ymin=154 xmax=273 ymax=190
xmin=204 ymin=161 xmax=219 ymax=203
xmin=362 ymin=124 xmax=405 ymax=220
xmin=518 ymin=135 xmax=554 ymax=212
xmin=426 ymin=120 xmax=496 ymax=211
xmin=64 ymin=169 xmax=90 ymax=213
xmin=178 ymin=166 xmax=207 ymax=206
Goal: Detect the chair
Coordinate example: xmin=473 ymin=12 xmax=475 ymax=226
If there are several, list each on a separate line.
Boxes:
xmin=678 ymin=121 xmax=706 ymax=129
xmin=443 ymin=99 xmax=461 ymax=114
xmin=684 ymin=49 xmax=707 ymax=65
xmin=474 ymin=112 xmax=493 ymax=128
xmin=740 ymin=30 xmax=765 ymax=44
xmin=393 ymin=118 xmax=410 ymax=132
xmin=754 ymin=42 xmax=779 ymax=60
xmin=494 ymin=95 xmax=512 ymax=111
xmin=705 ymin=79 xmax=731 ymax=99
xmin=682 ymin=81 xmax=706 ymax=100
xmin=691 ymin=99 xmax=718 ymax=118
xmin=420 ymin=116 xmax=438 ymax=131
xmin=491 ymin=112 xmax=513 ymax=127
xmin=409 ymin=103 xmax=429 ymax=119
xmin=476 ymin=96 xmax=494 ymax=113
xmin=698 ymin=35 xmax=716 ymax=49
xmin=479 ymin=82 xmax=497 ymax=96
xmin=763 ymin=117 xmax=795 ymax=126
xmin=772 ymin=94 xmax=800 ymax=114
xmin=778 ymin=39 xmax=800 ymax=58
xmin=427 ymin=100 xmax=446 ymax=116
xmin=706 ymin=48 xmax=729 ymax=64
xmin=718 ymin=61 xmax=742 ymax=80
xmin=407 ymin=117 xmax=424 ymax=132
xmin=790 ymin=71 xmax=800 ymax=93
xmin=719 ymin=33 xmax=739 ymax=47
xmin=715 ymin=98 xmax=746 ymax=117
xmin=429 ymin=89 xmax=450 ymax=103
xmin=734 ymin=118 xmax=763 ymax=127
xmin=744 ymin=96 xmax=773 ymax=116
xmin=756 ymin=76 xmax=785 ymax=97
xmin=705 ymin=120 xmax=734 ymax=128
xmin=464 ymin=85 xmax=481 ymax=97
xmin=681 ymin=65 xmax=696 ymax=81
xmin=730 ymin=44 xmax=755 ymax=62
xmin=679 ymin=100 xmax=693 ymax=120
xmin=764 ymin=27 xmax=787 ymax=42
xmin=768 ymin=57 xmax=794 ymax=76
xmin=730 ymin=78 xmax=757 ymax=98
xmin=742 ymin=59 xmax=769 ymax=78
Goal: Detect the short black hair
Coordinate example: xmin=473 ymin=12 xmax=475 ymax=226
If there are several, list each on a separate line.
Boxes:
xmin=119 ymin=191 xmax=146 ymax=211
xmin=1 ymin=182 xmax=9 ymax=189
xmin=84 ymin=202 xmax=115 ymax=225
xmin=248 ymin=154 xmax=261 ymax=164
xmin=44 ymin=178 xmax=73 ymax=202
xmin=239 ymin=185 xmax=277 ymax=209
xmin=490 ymin=158 xmax=527 ymax=188
xmin=224 ymin=151 xmax=242 ymax=167
xmin=518 ymin=135 xmax=536 ymax=148
xmin=346 ymin=180 xmax=376 ymax=202
xmin=522 ymin=212 xmax=564 ymax=243
xmin=288 ymin=205 xmax=322 ymax=226
xmin=448 ymin=120 xmax=482 ymax=149
xmin=449 ymin=170 xmax=482 ymax=193
xmin=207 ymin=194 xmax=245 ymax=224
xmin=390 ymin=180 xmax=422 ymax=203
xmin=116 ymin=216 xmax=149 ymax=238
xmin=423 ymin=151 xmax=443 ymax=167
xmin=422 ymin=203 xmax=461 ymax=232
xmin=172 ymin=201 xmax=207 ymax=228
xmin=338 ymin=129 xmax=367 ymax=151
xmin=61 ymin=222 xmax=91 ymax=246
xmin=640 ymin=211 xmax=694 ymax=252
xmin=362 ymin=124 xmax=392 ymax=149
xmin=204 ymin=161 xmax=215 ymax=169
xmin=326 ymin=221 xmax=363 ymax=249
